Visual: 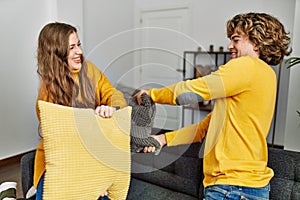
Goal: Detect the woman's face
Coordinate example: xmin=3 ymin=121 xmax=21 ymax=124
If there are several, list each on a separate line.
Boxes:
xmin=68 ymin=32 xmax=83 ymax=70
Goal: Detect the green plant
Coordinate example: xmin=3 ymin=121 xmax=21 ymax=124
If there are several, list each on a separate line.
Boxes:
xmin=286 ymin=57 xmax=300 ymax=68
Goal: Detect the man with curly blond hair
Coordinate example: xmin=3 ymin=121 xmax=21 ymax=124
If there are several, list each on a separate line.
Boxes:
xmin=135 ymin=13 xmax=291 ymax=199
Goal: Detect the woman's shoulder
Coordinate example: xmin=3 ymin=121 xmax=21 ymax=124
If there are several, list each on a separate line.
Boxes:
xmin=85 ymin=60 xmax=110 ymax=84
xmin=86 ymin=61 xmax=100 ymax=70
xmin=85 ymin=61 xmax=103 ymax=75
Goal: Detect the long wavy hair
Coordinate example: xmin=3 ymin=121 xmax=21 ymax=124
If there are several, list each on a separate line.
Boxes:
xmin=226 ymin=13 xmax=291 ymax=65
xmin=37 ymin=22 xmax=96 ymax=108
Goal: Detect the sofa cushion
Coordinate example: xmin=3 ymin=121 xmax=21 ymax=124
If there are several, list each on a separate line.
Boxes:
xmin=268 ymin=147 xmax=295 ymax=180
xmin=131 ymin=143 xmax=203 ymax=198
xmin=268 ymin=147 xmax=300 ymax=200
xmin=296 ymin=160 xmax=300 ymax=182
xmin=132 ymin=169 xmax=199 ymax=198
xmin=269 ymin=177 xmax=293 ymax=199
xmin=127 ymin=178 xmax=197 ymax=200
xmin=292 ymin=182 xmax=300 ymax=200
xmin=38 ymin=101 xmax=131 ymax=200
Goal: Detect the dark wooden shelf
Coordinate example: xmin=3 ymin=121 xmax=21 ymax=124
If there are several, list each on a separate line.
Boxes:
xmin=181 ymin=48 xmax=230 ymax=125
xmin=183 ymin=102 xmax=212 ymax=111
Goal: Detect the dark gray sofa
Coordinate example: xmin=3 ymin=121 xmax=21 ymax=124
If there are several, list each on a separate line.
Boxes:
xmin=19 ymin=142 xmax=300 ymax=200
xmin=127 ymin=143 xmax=300 ymax=200
xmin=127 ymin=142 xmax=203 ymax=200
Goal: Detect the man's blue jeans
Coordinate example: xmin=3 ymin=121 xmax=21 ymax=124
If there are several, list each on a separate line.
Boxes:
xmin=204 ymin=184 xmax=270 ymax=200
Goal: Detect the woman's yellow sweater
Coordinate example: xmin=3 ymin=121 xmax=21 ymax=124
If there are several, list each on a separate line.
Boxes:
xmin=149 ymin=56 xmax=275 ymax=188
xmin=33 ymin=61 xmax=127 ymax=187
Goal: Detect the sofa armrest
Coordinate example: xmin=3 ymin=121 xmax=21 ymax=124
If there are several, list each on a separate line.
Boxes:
xmin=20 ymin=151 xmax=36 ymax=199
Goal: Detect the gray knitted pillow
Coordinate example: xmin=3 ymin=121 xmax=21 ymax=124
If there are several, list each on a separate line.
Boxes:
xmin=129 ymin=91 xmax=161 ymax=155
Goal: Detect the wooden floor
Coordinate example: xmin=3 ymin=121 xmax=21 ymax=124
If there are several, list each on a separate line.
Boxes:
xmin=0 ymin=154 xmax=24 ymax=198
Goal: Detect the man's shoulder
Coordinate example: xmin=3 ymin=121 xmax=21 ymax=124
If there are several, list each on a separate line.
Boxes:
xmin=229 ymin=56 xmax=256 ymax=63
xmin=226 ymin=56 xmax=266 ymax=69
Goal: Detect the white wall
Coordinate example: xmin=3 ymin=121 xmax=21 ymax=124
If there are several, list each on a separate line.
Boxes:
xmin=1 ymin=0 xmax=299 ymax=159
xmin=134 ymin=0 xmax=296 ymax=146
xmin=0 ymin=0 xmax=89 ymax=160
xmin=190 ymin=0 xmax=295 ymax=51
xmin=83 ymin=0 xmax=135 ymax=87
xmin=56 ymin=0 xmax=84 ymax=43
xmin=0 ymin=0 xmax=135 ymax=159
xmin=191 ymin=0 xmax=296 ymax=147
xmin=284 ymin=0 xmax=300 ymax=151
xmin=0 ymin=0 xmax=50 ymax=159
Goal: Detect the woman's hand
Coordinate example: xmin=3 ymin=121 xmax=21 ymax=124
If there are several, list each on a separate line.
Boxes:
xmin=134 ymin=89 xmax=150 ymax=105
xmin=95 ymin=105 xmax=116 ymax=118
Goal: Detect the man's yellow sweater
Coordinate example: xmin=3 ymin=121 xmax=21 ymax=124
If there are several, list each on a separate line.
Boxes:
xmin=149 ymin=56 xmax=275 ymax=188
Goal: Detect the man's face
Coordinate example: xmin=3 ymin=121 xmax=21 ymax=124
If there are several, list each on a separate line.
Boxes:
xmin=227 ymin=31 xmax=259 ymax=59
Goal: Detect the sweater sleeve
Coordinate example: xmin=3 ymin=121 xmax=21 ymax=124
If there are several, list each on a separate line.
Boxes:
xmin=166 ymin=112 xmax=211 ymax=146
xmin=149 ymin=78 xmax=211 ymax=106
xmin=149 ymin=57 xmax=256 ymax=105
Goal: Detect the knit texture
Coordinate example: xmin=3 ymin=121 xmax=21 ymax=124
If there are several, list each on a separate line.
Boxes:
xmin=129 ymin=91 xmax=161 ymax=154
xmin=38 ymin=100 xmax=131 ymax=200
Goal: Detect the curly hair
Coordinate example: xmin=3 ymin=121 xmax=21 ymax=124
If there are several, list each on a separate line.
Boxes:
xmin=37 ymin=22 xmax=96 ymax=108
xmin=226 ymin=13 xmax=291 ymax=65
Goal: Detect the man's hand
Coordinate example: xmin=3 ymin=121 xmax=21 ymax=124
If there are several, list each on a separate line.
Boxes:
xmin=143 ymin=134 xmax=167 ymax=153
xmin=95 ymin=105 xmax=116 ymax=118
xmin=134 ymin=89 xmax=150 ymax=105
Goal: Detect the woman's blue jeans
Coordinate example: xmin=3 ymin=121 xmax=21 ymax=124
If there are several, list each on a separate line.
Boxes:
xmin=36 ymin=174 xmax=44 ymax=200
xmin=204 ymin=184 xmax=270 ymax=200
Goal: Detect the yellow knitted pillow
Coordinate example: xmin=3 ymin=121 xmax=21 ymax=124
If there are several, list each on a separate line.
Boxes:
xmin=38 ymin=100 xmax=131 ymax=200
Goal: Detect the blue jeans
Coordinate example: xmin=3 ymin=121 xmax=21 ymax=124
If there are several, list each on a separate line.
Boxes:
xmin=36 ymin=174 xmax=44 ymax=200
xmin=36 ymin=173 xmax=110 ymax=200
xmin=204 ymin=184 xmax=270 ymax=200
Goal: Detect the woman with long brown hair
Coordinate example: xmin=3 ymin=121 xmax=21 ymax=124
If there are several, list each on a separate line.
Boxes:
xmin=34 ymin=22 xmax=126 ymax=200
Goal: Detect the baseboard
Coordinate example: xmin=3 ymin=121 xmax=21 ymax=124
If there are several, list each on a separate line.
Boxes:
xmin=267 ymin=143 xmax=284 ymax=149
xmin=0 ymin=150 xmax=35 ymax=171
